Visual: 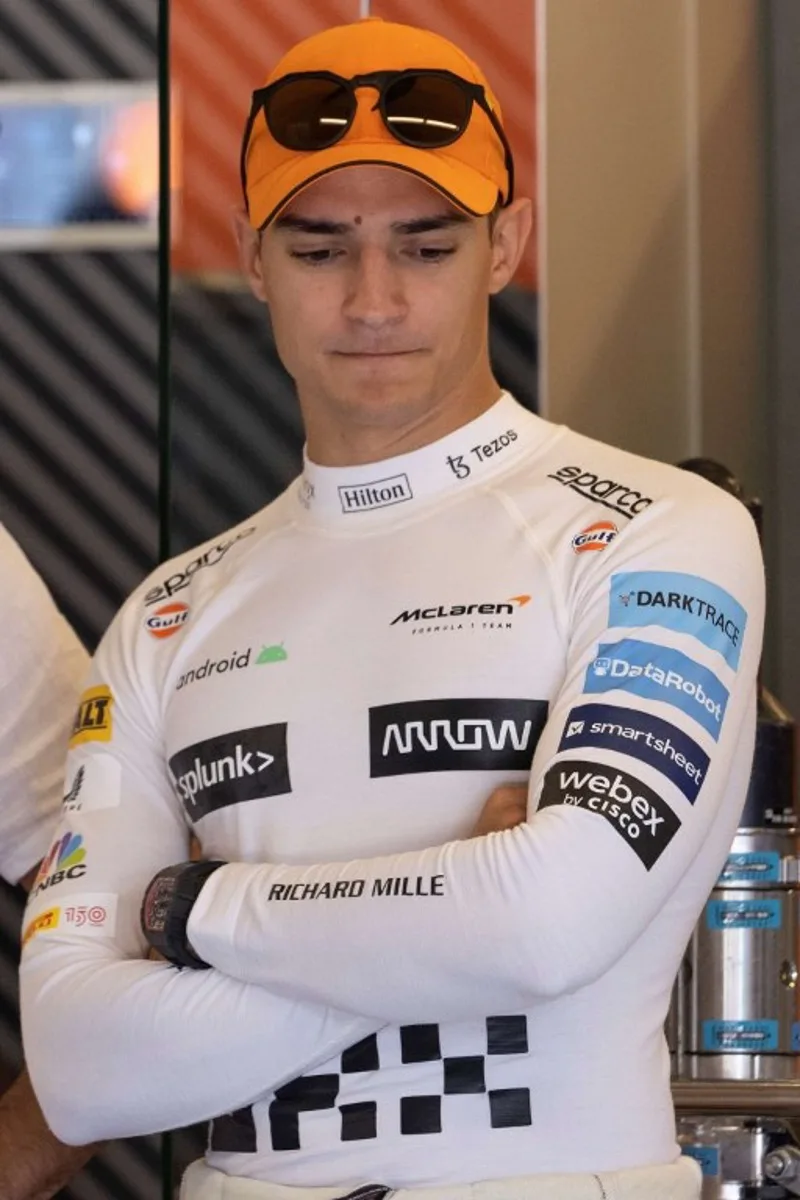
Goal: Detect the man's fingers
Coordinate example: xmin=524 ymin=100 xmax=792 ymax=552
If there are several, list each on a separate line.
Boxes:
xmin=469 ymin=783 xmax=529 ymax=837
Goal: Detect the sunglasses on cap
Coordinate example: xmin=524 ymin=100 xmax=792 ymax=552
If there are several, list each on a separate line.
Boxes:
xmin=241 ymin=68 xmax=515 ymax=215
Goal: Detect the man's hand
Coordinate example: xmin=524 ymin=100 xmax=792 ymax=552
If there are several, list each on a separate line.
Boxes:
xmin=468 ymin=783 xmax=528 ymax=837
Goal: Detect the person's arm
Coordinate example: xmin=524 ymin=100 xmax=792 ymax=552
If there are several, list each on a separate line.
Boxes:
xmin=0 ymin=1071 xmax=94 ymax=1200
xmin=19 ymin=606 xmax=379 ymax=1147
xmin=184 ymin=490 xmax=765 ymax=1022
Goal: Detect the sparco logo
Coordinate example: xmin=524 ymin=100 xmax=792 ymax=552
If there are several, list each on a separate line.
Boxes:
xmin=144 ymin=526 xmax=255 ymax=606
xmin=338 ymin=473 xmax=413 ymax=513
xmin=391 ymin=594 xmax=531 ymax=625
xmin=548 ymin=465 xmax=653 ymax=519
xmin=169 ymin=724 xmax=291 ymax=820
xmin=538 ymin=760 xmax=680 ymax=869
xmin=370 ymin=698 xmax=548 ymax=777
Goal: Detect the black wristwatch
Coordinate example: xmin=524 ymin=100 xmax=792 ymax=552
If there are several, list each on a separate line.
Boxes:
xmin=141 ymin=860 xmax=227 ymax=969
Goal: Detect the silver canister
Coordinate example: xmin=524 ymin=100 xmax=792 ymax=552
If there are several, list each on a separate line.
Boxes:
xmin=678 ymin=1115 xmax=798 ymax=1199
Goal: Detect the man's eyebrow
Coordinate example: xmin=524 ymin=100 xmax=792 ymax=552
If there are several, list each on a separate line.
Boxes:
xmin=272 ymin=213 xmax=472 ymax=236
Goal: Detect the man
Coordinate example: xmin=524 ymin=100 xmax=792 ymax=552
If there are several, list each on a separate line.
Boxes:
xmin=20 ymin=17 xmax=763 ymax=1200
xmin=0 ymin=521 xmax=95 ymax=1198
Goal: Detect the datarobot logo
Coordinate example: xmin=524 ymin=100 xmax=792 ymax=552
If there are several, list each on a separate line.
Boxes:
xmin=370 ymin=698 xmax=548 ymax=777
xmin=144 ymin=526 xmax=256 ymax=607
xmin=338 ymin=473 xmax=413 ymax=513
xmin=548 ymin=465 xmax=653 ymax=519
xmin=538 ymin=760 xmax=681 ymax=869
xmin=169 ymin=724 xmax=291 ymax=820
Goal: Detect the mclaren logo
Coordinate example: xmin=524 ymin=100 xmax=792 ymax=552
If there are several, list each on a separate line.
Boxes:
xmin=391 ymin=595 xmax=531 ymax=626
xmin=370 ymin=698 xmax=548 ymax=777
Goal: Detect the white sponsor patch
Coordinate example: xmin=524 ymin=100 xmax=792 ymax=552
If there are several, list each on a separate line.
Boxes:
xmin=63 ymin=753 xmax=122 ymax=814
xmin=22 ymin=892 xmax=118 ymax=946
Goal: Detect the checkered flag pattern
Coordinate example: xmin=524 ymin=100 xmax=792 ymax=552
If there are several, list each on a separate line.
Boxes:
xmin=210 ymin=1015 xmax=532 ymax=1155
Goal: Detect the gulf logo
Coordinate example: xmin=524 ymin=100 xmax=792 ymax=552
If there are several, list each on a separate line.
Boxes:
xmin=572 ymin=520 xmax=619 ymax=554
xmin=145 ymin=601 xmax=190 ymax=639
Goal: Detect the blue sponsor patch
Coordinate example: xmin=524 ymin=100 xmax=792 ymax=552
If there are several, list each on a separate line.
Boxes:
xmin=609 ymin=571 xmax=746 ymax=671
xmin=559 ymin=703 xmax=709 ymax=804
xmin=681 ymin=1146 xmax=719 ymax=1178
xmin=584 ymin=639 xmax=729 ymax=741
xmin=719 ymin=852 xmax=781 ymax=884
xmin=702 ymin=1019 xmax=778 ymax=1052
xmin=706 ymin=898 xmax=782 ymax=930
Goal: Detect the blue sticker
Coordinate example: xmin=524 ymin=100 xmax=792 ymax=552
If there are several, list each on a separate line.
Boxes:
xmin=706 ymin=899 xmax=782 ymax=930
xmin=681 ymin=1145 xmax=720 ymax=1177
xmin=559 ymin=703 xmax=709 ymax=804
xmin=702 ymin=1020 xmax=779 ymax=1052
xmin=609 ymin=572 xmax=747 ymax=670
xmin=719 ymin=852 xmax=781 ymax=884
xmin=583 ymin=640 xmax=729 ymax=741
xmin=792 ymin=1023 xmax=800 ymax=1052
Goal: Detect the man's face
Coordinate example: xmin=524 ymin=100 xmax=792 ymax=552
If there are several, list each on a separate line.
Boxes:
xmin=247 ymin=167 xmax=504 ymax=429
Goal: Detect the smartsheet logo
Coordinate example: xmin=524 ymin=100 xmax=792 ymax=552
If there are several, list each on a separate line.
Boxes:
xmin=610 ymin=571 xmax=747 ymax=670
xmin=539 ymin=760 xmax=681 ymax=868
xmin=370 ymin=698 xmax=548 ymax=777
xmin=559 ymin=703 xmax=710 ymax=804
xmin=584 ymin=639 xmax=729 ymax=741
xmin=169 ymin=724 xmax=291 ymax=820
xmin=338 ymin=474 xmax=413 ymax=513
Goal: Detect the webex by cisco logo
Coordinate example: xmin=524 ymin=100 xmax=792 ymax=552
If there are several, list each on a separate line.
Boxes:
xmin=169 ymin=724 xmax=291 ymax=820
xmin=370 ymin=698 xmax=548 ymax=777
xmin=538 ymin=760 xmax=680 ymax=869
xmin=338 ymin=473 xmax=413 ymax=513
xmin=584 ymin=639 xmax=729 ymax=741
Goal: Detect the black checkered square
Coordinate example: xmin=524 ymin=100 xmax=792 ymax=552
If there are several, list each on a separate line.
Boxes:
xmin=489 ymin=1087 xmax=532 ymax=1128
xmin=487 ymin=1014 xmax=529 ymax=1055
xmin=401 ymin=1094 xmax=441 ymax=1135
xmin=269 ymin=1074 xmax=339 ymax=1151
xmin=340 ymin=1101 xmax=378 ymax=1141
xmin=443 ymin=1056 xmax=486 ymax=1094
xmin=342 ymin=1033 xmax=380 ymax=1073
xmin=400 ymin=1023 xmax=442 ymax=1063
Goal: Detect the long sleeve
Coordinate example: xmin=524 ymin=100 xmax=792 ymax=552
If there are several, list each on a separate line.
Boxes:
xmin=18 ymin=601 xmax=378 ymax=1146
xmin=187 ymin=490 xmax=765 ymax=1023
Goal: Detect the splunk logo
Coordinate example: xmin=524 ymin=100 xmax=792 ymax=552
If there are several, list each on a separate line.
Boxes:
xmin=169 ymin=724 xmax=291 ymax=820
xmin=538 ymin=760 xmax=681 ymax=869
xmin=548 ymin=465 xmax=653 ymax=519
xmin=31 ymin=832 xmax=87 ymax=896
xmin=559 ymin=703 xmax=710 ymax=804
xmin=391 ymin=595 xmax=531 ymax=626
xmin=370 ymin=697 xmax=548 ymax=777
xmin=338 ymin=473 xmax=413 ymax=513
xmin=584 ymin=639 xmax=729 ymax=741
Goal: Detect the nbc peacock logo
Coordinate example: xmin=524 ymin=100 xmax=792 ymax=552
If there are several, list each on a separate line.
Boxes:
xmin=31 ymin=832 xmax=87 ymax=897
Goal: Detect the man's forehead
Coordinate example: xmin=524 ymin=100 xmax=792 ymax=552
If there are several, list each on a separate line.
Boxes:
xmin=276 ymin=166 xmax=471 ymax=231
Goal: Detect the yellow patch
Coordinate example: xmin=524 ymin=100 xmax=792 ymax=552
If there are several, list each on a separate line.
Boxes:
xmin=22 ymin=907 xmax=61 ymax=945
xmin=69 ymin=685 xmax=114 ymax=749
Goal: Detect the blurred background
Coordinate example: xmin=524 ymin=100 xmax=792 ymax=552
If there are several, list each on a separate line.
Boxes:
xmin=0 ymin=0 xmax=797 ymax=1195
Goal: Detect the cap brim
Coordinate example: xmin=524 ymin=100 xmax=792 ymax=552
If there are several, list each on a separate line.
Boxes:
xmin=251 ymin=140 xmax=500 ymax=229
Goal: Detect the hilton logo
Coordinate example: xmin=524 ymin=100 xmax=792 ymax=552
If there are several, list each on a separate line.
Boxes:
xmin=338 ymin=473 xmax=413 ymax=513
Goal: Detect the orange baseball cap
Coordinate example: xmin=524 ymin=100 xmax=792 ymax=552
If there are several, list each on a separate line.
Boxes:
xmin=242 ymin=17 xmax=513 ymax=230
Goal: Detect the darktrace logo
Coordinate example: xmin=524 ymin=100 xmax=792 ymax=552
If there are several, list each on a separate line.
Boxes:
xmin=391 ymin=594 xmax=531 ymax=634
xmin=370 ymin=698 xmax=548 ymax=777
xmin=169 ymin=724 xmax=291 ymax=820
xmin=31 ymin=832 xmax=87 ymax=896
xmin=338 ymin=473 xmax=413 ymax=513
xmin=548 ymin=465 xmax=653 ymax=519
xmin=445 ymin=428 xmax=519 ymax=480
xmin=538 ymin=760 xmax=680 ymax=869
xmin=559 ymin=703 xmax=709 ymax=804
xmin=144 ymin=527 xmax=256 ymax=606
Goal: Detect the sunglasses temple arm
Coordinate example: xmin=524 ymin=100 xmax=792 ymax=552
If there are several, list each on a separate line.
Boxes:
xmin=239 ymin=100 xmax=262 ymax=215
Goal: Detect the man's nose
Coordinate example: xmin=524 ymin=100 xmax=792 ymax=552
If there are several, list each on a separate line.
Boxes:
xmin=343 ymin=246 xmax=408 ymax=329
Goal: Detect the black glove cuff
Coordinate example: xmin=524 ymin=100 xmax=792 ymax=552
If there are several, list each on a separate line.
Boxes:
xmin=141 ymin=859 xmax=227 ymax=969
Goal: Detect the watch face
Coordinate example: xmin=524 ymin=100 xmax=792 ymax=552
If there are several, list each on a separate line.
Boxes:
xmin=143 ymin=872 xmax=178 ymax=934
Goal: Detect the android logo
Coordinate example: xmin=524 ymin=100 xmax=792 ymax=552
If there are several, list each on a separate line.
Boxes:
xmin=257 ymin=644 xmax=287 ymax=664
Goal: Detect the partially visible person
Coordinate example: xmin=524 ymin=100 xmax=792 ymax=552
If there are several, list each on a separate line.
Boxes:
xmin=0 ymin=521 xmax=96 ymax=1198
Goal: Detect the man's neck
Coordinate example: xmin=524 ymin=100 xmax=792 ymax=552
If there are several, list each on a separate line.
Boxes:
xmin=302 ymin=374 xmax=504 ymax=468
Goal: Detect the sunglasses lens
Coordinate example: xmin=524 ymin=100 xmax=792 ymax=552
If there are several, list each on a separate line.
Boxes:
xmin=383 ymin=74 xmax=471 ymax=148
xmin=266 ymin=78 xmax=355 ymax=150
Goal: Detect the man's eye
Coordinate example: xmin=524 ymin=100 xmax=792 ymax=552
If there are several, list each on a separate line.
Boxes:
xmin=413 ymin=247 xmax=456 ymax=262
xmin=290 ymin=249 xmax=342 ymax=265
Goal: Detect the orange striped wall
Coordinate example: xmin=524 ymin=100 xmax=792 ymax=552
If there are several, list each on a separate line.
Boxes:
xmin=171 ymin=0 xmax=537 ymax=287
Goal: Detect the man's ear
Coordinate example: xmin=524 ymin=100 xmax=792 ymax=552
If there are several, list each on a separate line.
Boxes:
xmin=232 ymin=207 xmax=268 ymax=303
xmin=488 ymin=197 xmax=534 ymax=295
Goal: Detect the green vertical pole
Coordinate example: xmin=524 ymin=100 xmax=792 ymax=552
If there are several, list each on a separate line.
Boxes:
xmin=157 ymin=0 xmax=174 ymax=1195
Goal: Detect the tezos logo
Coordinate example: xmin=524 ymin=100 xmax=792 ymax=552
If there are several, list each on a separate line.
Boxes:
xmin=370 ymin=697 xmax=548 ymax=777
xmin=571 ymin=521 xmax=619 ymax=554
xmin=548 ymin=465 xmax=653 ymax=519
xmin=69 ymin=684 xmax=113 ymax=749
xmin=338 ymin=473 xmax=413 ymax=513
xmin=584 ymin=638 xmax=729 ymax=741
xmin=145 ymin=601 xmax=190 ymax=639
xmin=144 ymin=527 xmax=256 ymax=606
xmin=445 ymin=428 xmax=519 ymax=480
xmin=169 ymin=724 xmax=291 ymax=820
xmin=31 ymin=832 xmax=87 ymax=896
xmin=538 ymin=760 xmax=681 ymax=868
